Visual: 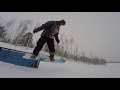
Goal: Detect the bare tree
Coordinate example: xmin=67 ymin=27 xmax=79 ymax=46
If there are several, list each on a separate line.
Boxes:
xmin=74 ymin=45 xmax=78 ymax=62
xmin=12 ymin=20 xmax=33 ymax=46
xmin=65 ymin=37 xmax=69 ymax=59
xmin=70 ymin=37 xmax=74 ymax=55
xmin=18 ymin=32 xmax=34 ymax=48
xmin=0 ymin=26 xmax=5 ymax=39
xmin=60 ymin=34 xmax=64 ymax=57
xmin=0 ymin=17 xmax=5 ymax=25
xmin=0 ymin=20 xmax=16 ymax=43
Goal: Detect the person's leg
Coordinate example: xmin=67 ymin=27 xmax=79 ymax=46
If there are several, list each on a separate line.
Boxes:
xmin=47 ymin=39 xmax=55 ymax=61
xmin=31 ymin=37 xmax=47 ymax=59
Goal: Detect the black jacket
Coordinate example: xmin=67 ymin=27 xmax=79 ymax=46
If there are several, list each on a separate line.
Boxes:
xmin=33 ymin=21 xmax=60 ymax=42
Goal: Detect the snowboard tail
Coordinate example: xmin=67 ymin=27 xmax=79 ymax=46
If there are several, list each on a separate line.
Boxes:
xmin=0 ymin=47 xmax=40 ymax=68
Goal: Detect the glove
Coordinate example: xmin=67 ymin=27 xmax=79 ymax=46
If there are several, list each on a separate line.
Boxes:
xmin=56 ymin=39 xmax=60 ymax=43
xmin=33 ymin=28 xmax=38 ymax=33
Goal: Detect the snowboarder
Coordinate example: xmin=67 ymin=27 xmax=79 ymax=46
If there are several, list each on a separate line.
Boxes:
xmin=31 ymin=20 xmax=66 ymax=61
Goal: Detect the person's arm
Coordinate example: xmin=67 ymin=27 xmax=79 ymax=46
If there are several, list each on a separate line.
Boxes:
xmin=33 ymin=21 xmax=53 ymax=33
xmin=54 ymin=33 xmax=60 ymax=43
xmin=33 ymin=26 xmax=43 ymax=33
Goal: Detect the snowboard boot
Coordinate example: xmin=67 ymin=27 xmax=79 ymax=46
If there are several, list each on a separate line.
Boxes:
xmin=30 ymin=54 xmax=36 ymax=59
xmin=49 ymin=55 xmax=55 ymax=61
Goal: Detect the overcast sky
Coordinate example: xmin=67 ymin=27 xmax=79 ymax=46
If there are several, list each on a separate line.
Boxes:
xmin=0 ymin=12 xmax=120 ymax=61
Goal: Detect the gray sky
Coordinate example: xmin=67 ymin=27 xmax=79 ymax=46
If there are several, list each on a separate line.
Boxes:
xmin=0 ymin=12 xmax=120 ymax=61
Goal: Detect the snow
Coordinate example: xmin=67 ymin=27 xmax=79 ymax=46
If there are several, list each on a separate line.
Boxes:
xmin=0 ymin=42 xmax=120 ymax=78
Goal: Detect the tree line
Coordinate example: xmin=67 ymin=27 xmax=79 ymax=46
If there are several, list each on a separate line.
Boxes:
xmin=0 ymin=17 xmax=34 ymax=48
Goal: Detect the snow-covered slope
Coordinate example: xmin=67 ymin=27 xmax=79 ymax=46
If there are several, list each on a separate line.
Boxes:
xmin=0 ymin=42 xmax=120 ymax=78
xmin=0 ymin=59 xmax=120 ymax=78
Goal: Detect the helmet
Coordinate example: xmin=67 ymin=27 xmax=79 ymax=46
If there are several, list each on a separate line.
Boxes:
xmin=59 ymin=19 xmax=66 ymax=25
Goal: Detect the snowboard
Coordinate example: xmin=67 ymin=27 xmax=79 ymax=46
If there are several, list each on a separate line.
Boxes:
xmin=23 ymin=53 xmax=66 ymax=63
xmin=38 ymin=57 xmax=66 ymax=63
xmin=0 ymin=47 xmax=40 ymax=68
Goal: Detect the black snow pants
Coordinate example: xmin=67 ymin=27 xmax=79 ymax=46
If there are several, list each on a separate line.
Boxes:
xmin=33 ymin=36 xmax=55 ymax=58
